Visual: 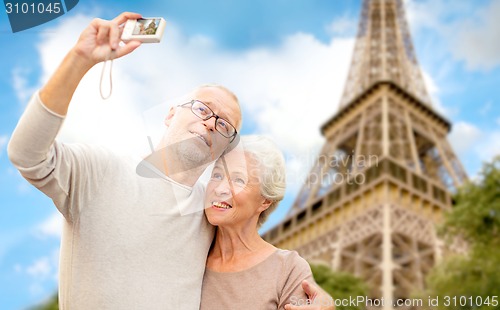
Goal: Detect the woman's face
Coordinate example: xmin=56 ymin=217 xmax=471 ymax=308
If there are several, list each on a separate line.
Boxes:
xmin=204 ymin=150 xmax=270 ymax=228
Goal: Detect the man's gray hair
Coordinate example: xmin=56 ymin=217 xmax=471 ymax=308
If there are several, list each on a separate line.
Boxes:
xmin=240 ymin=135 xmax=286 ymax=227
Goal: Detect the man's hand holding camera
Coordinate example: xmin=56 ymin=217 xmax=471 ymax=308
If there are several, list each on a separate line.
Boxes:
xmin=40 ymin=12 xmax=143 ymax=115
xmin=73 ymin=12 xmax=143 ymax=69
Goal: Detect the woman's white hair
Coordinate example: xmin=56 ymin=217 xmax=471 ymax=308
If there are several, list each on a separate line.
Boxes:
xmin=240 ymin=135 xmax=286 ymax=227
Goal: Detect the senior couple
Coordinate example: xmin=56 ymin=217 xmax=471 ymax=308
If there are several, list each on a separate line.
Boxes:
xmin=8 ymin=12 xmax=334 ymax=310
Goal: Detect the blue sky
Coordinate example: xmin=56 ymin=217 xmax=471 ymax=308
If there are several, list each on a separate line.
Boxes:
xmin=1 ymin=0 xmax=499 ymax=308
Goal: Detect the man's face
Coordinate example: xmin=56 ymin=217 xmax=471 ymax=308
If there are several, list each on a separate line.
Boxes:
xmin=163 ymin=87 xmax=241 ymax=167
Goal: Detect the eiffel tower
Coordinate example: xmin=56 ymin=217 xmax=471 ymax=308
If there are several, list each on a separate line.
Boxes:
xmin=262 ymin=0 xmax=467 ymax=308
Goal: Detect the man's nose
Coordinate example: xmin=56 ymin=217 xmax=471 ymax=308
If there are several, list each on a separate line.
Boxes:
xmin=202 ymin=116 xmax=216 ymax=132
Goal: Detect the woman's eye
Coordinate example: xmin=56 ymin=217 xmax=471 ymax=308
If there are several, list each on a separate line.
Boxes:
xmin=211 ymin=172 xmax=223 ymax=180
xmin=234 ymin=178 xmax=246 ymax=185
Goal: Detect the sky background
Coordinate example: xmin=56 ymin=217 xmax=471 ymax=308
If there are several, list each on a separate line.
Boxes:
xmin=0 ymin=0 xmax=499 ymax=308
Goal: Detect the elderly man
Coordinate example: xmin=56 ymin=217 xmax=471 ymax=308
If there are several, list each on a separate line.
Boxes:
xmin=8 ymin=12 xmax=333 ymax=310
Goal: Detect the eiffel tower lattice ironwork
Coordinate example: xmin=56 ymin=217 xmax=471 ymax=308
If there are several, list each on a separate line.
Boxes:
xmin=262 ymin=0 xmax=467 ymax=308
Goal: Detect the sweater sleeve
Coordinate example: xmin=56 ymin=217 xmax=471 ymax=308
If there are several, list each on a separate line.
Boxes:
xmin=7 ymin=91 xmax=110 ymax=223
xmin=277 ymin=251 xmax=315 ymax=309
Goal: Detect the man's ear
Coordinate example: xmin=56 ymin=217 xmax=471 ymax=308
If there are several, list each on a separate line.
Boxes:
xmin=164 ymin=107 xmax=176 ymax=127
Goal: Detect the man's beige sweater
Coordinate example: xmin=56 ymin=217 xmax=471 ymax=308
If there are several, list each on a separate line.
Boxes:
xmin=8 ymin=92 xmax=214 ymax=309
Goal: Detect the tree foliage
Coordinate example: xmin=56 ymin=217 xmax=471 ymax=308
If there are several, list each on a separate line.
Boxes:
xmin=310 ymin=263 xmax=369 ymax=310
xmin=441 ymin=156 xmax=500 ymax=247
xmin=424 ymin=156 xmax=500 ymax=310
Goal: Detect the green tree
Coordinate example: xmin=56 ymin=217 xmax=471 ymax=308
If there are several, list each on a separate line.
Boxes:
xmin=424 ymin=156 xmax=500 ymax=310
xmin=310 ymin=263 xmax=370 ymax=310
xmin=441 ymin=156 xmax=500 ymax=247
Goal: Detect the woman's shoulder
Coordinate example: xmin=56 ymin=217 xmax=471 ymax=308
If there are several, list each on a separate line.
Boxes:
xmin=274 ymin=248 xmax=305 ymax=260
xmin=273 ymin=249 xmax=311 ymax=273
xmin=272 ymin=248 xmax=314 ymax=305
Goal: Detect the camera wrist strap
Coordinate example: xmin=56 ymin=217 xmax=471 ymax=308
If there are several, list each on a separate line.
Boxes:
xmin=99 ymin=54 xmax=113 ymax=100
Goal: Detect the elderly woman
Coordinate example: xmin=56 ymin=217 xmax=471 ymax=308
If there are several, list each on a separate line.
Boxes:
xmin=201 ymin=135 xmax=314 ymax=309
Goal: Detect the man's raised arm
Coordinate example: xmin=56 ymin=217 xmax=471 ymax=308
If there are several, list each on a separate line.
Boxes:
xmin=7 ymin=12 xmax=143 ymax=221
xmin=7 ymin=12 xmax=142 ymax=168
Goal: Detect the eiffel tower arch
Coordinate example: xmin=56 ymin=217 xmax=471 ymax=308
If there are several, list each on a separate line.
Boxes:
xmin=262 ymin=0 xmax=467 ymax=308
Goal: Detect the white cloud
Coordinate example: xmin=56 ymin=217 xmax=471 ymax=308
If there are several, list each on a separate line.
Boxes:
xmin=405 ymin=0 xmax=449 ymax=34
xmin=36 ymin=212 xmax=63 ymax=238
xmin=0 ymin=134 xmax=8 ymax=156
xmin=452 ymin=0 xmax=500 ymax=71
xmin=26 ymin=257 xmax=51 ymax=278
xmin=29 ymin=282 xmax=46 ymax=296
xmin=421 ymin=70 xmax=438 ymax=96
xmin=405 ymin=0 xmax=475 ymax=34
xmin=11 ymin=68 xmax=38 ymax=106
xmin=449 ymin=121 xmax=500 ymax=166
xmin=51 ymin=248 xmax=60 ymax=283
xmin=17 ymin=249 xmax=60 ymax=297
xmin=420 ymin=70 xmax=452 ymax=116
xmin=4 ymin=166 xmax=35 ymax=195
xmin=449 ymin=121 xmax=482 ymax=156
xmin=0 ymin=232 xmax=23 ymax=264
xmin=325 ymin=15 xmax=357 ymax=37
xmin=405 ymin=0 xmax=500 ymax=71
xmin=478 ymin=131 xmax=500 ymax=161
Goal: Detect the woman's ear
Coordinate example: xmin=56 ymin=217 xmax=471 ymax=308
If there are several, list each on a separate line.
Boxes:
xmin=258 ymin=198 xmax=273 ymax=213
xmin=164 ymin=107 xmax=176 ymax=127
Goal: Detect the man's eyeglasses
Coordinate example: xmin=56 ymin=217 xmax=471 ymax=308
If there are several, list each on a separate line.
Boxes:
xmin=179 ymin=100 xmax=238 ymax=142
